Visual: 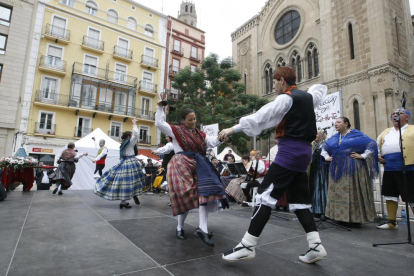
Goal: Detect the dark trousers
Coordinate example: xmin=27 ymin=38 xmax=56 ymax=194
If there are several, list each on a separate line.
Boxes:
xmin=94 ymin=164 xmax=105 ymax=176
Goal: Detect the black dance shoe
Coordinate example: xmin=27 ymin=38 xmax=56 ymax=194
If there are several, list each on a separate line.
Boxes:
xmin=58 ymin=191 xmax=63 ymax=195
xmin=52 ymin=188 xmax=58 ymax=194
xmin=120 ymin=203 xmax=132 ymax=209
xmin=133 ymin=196 xmax=140 ymax=205
xmin=176 ymin=229 xmax=186 ymax=240
xmin=194 ymin=228 xmax=214 ymax=247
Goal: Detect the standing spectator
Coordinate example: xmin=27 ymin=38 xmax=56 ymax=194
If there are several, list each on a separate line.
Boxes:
xmin=377 ymin=109 xmax=414 ymax=229
xmin=321 ymin=117 xmax=378 ymax=227
xmin=223 ymin=150 xmax=235 ymax=162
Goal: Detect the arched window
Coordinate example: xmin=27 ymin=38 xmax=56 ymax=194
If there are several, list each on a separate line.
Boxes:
xmin=291 ymin=51 xmax=301 ymax=82
xmin=127 ymin=17 xmax=137 ymax=31
xmin=145 ymin=24 xmax=154 ymax=37
xmin=264 ymin=64 xmax=273 ymax=94
xmin=348 ymin=23 xmax=355 ymax=59
xmin=314 ymin=49 xmax=319 ymax=77
xmin=85 ymin=1 xmax=97 ymax=15
xmin=277 ymin=57 xmax=286 ymax=68
xmin=107 ymin=9 xmax=118 ymax=24
xmin=190 ymin=6 xmax=193 ymax=13
xmin=185 ymin=5 xmax=188 ymax=12
xmin=307 ymin=51 xmax=313 ymax=79
xmin=394 ymin=17 xmax=400 ymax=55
xmin=353 ymin=100 xmax=360 ymax=130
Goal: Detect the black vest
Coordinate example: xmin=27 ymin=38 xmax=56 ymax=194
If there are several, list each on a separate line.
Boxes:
xmin=276 ymin=88 xmax=317 ymax=143
xmin=162 ymin=150 xmax=175 ymax=168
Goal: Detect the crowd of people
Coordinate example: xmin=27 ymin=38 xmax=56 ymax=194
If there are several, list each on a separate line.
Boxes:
xmin=17 ymin=66 xmax=413 ymax=266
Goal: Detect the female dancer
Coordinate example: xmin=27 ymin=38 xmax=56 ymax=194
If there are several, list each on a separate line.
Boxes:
xmin=94 ymin=118 xmax=145 ymax=209
xmin=155 ymin=103 xmax=226 ymax=247
xmin=50 ymin=142 xmax=88 ymax=195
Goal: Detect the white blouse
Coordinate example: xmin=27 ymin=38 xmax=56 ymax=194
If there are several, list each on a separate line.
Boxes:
xmin=155 ymin=106 xmax=222 ymax=153
xmin=123 ymin=125 xmax=139 ymax=157
xmin=155 ymin=142 xmax=174 ymax=155
xmin=232 ymin=84 xmax=328 ymax=136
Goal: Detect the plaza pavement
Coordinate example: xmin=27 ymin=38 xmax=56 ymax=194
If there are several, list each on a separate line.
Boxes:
xmin=1 ymin=190 xmax=413 ymax=276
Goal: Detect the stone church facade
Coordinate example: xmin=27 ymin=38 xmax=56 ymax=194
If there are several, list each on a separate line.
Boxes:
xmin=232 ymin=0 xmax=414 ymax=151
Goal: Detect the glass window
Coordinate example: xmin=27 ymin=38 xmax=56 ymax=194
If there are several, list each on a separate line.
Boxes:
xmin=46 ymin=45 xmax=63 ymax=70
xmin=51 ymin=16 xmax=67 ymax=39
xmin=107 ymin=9 xmax=118 ymax=24
xmin=85 ymin=1 xmax=97 ymax=16
xmin=348 ymin=23 xmax=355 ymax=60
xmin=42 ymin=78 xmax=57 ymax=99
xmin=115 ymin=63 xmax=127 ymax=82
xmin=145 ymin=24 xmax=154 ymax=37
xmin=191 ymin=65 xmax=196 ymax=72
xmin=39 ymin=113 xmax=53 ymax=131
xmin=127 ymin=17 xmax=137 ymax=31
xmin=274 ymin=10 xmax=301 ymax=45
xmin=84 ymin=55 xmax=97 ymax=75
xmin=62 ymin=0 xmax=74 ymax=7
xmin=0 ymin=34 xmax=7 ymax=54
xmin=172 ymin=59 xmax=179 ymax=73
xmin=139 ymin=126 xmax=149 ymax=143
xmin=191 ymin=46 xmax=197 ymax=59
xmin=174 ymin=40 xmax=180 ymax=52
xmin=0 ymin=5 xmax=12 ymax=26
xmin=314 ymin=50 xmax=319 ymax=77
xmin=110 ymin=122 xmax=122 ymax=139
xmin=141 ymin=98 xmax=150 ymax=116
xmin=308 ymin=52 xmax=313 ymax=79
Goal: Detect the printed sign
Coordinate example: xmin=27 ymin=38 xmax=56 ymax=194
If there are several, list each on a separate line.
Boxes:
xmin=32 ymin=148 xmax=41 ymax=152
xmin=315 ymin=92 xmax=341 ymax=138
xmin=32 ymin=148 xmax=53 ymax=153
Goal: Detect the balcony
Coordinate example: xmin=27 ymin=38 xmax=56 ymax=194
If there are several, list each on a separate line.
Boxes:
xmin=81 ymin=35 xmax=104 ymax=54
xmin=72 ymin=62 xmax=137 ymax=87
xmin=140 ymin=55 xmax=158 ymax=70
xmin=108 ymin=131 xmax=121 ymax=141
xmin=139 ymin=136 xmax=151 ymax=145
xmin=189 ymin=52 xmax=201 ymax=63
xmin=34 ymin=122 xmax=56 ymax=136
xmin=75 ymin=127 xmax=93 ymax=138
xmin=138 ymin=81 xmax=157 ymax=96
xmin=113 ymin=46 xmax=133 ymax=62
xmin=168 ymin=65 xmax=180 ymax=77
xmin=170 ymin=88 xmax=179 ymax=99
xmin=35 ymin=90 xmax=60 ymax=105
xmin=171 ymin=47 xmax=184 ymax=57
xmin=44 ymin=23 xmax=70 ymax=44
xmin=136 ymin=109 xmax=155 ymax=121
xmin=39 ymin=55 xmax=67 ymax=76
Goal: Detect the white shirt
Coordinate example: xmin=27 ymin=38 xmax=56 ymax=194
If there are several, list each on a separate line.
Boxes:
xmin=377 ymin=124 xmax=408 ymax=155
xmin=232 ymin=84 xmax=328 ymax=136
xmin=123 ymin=125 xmax=139 ymax=157
xmin=94 ymin=140 xmax=108 ymax=161
xmin=155 ymin=142 xmax=174 ymax=155
xmin=155 ymin=106 xmax=222 ymax=153
xmin=251 ymin=159 xmax=265 ymax=174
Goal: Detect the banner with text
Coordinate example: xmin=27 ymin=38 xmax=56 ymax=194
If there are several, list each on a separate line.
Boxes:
xmin=315 ymin=92 xmax=341 ymax=138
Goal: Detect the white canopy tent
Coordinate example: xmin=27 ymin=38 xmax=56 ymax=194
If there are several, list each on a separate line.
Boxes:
xmin=136 ymin=154 xmax=161 ymax=166
xmin=217 ymin=147 xmax=242 ymax=162
xmin=56 ymin=128 xmax=121 ymax=190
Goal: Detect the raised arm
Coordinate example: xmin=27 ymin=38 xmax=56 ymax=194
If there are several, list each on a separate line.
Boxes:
xmin=155 ymin=106 xmax=174 ymax=137
xmin=155 ymin=142 xmax=174 ymax=155
xmin=308 ymin=84 xmax=328 ymax=108
xmin=130 ymin=119 xmax=139 ymax=145
xmin=205 ymin=135 xmax=222 ymax=149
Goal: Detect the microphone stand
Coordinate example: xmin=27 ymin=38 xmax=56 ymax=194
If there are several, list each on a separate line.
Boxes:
xmin=373 ymin=92 xmax=413 ymax=247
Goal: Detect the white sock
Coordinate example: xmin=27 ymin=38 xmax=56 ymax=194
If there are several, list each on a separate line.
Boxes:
xmin=177 ymin=211 xmax=188 ymax=231
xmin=55 ymin=184 xmax=60 ymax=190
xmin=58 ymin=185 xmax=62 ymax=192
xmin=198 ymin=205 xmax=209 ymax=233
xmin=306 ymin=231 xmax=321 ymax=246
xmin=240 ymin=232 xmax=259 ymax=247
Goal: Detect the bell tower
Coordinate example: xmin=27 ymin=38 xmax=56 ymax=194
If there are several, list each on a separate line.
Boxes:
xmin=177 ymin=1 xmax=197 ymax=27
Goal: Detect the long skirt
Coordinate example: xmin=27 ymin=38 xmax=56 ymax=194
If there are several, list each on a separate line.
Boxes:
xmin=325 ymin=161 xmax=376 ymax=223
xmin=49 ymin=162 xmax=75 ymax=190
xmin=94 ymin=156 xmax=145 ymax=201
xmin=225 ymin=177 xmax=247 ymax=203
xmin=167 ymin=154 xmax=226 ymax=216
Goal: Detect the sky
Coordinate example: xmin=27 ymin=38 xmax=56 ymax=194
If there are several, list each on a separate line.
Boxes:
xmin=136 ymin=0 xmax=414 ymax=60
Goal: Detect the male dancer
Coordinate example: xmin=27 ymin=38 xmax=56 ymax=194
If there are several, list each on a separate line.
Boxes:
xmin=92 ymin=137 xmax=108 ymax=176
xmin=218 ymin=67 xmax=328 ymax=264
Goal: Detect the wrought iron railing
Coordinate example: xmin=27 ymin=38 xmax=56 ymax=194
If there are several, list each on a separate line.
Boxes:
xmin=172 ymin=47 xmax=184 ymax=55
xmin=190 ymin=52 xmax=201 ymax=61
xmin=72 ymin=62 xmax=137 ymax=87
xmin=141 ymin=55 xmax=158 ymax=67
xmin=169 ymin=65 xmax=180 ymax=75
xmin=75 ymin=127 xmax=93 ymax=138
xmin=35 ymin=122 xmax=56 ymax=135
xmin=138 ymin=81 xmax=157 ymax=93
xmin=136 ymin=109 xmax=155 ymax=120
xmin=113 ymin=45 xmax=133 ymax=59
xmin=139 ymin=136 xmax=151 ymax=144
xmin=82 ymin=35 xmax=104 ymax=51
xmin=44 ymin=23 xmax=71 ymax=40
xmin=39 ymin=55 xmax=67 ymax=72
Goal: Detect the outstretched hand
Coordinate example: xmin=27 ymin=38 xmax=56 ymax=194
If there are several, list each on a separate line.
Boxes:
xmin=157 ymin=100 xmax=163 ymax=107
xmin=131 ymin=117 xmax=138 ymax=124
xmin=218 ymin=128 xmax=234 ymax=142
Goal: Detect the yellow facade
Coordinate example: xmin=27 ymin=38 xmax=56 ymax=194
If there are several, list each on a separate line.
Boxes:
xmin=25 ymin=0 xmax=167 ymax=160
